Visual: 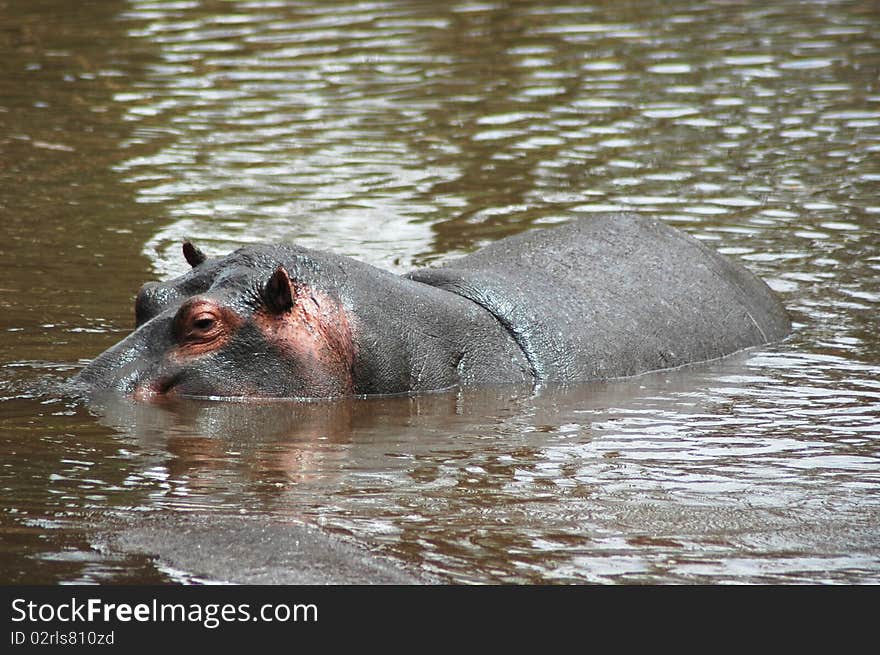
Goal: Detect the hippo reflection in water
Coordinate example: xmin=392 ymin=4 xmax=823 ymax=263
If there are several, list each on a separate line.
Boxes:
xmin=71 ymin=213 xmax=790 ymax=400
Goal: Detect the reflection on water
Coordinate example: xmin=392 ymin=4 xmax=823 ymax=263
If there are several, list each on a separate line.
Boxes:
xmin=1 ymin=0 xmax=878 ymax=583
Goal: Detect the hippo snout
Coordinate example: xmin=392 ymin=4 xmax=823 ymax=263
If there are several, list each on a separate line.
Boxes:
xmin=71 ymin=315 xmax=181 ymax=397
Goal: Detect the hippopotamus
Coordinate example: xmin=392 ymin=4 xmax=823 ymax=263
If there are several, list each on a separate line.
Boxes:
xmin=71 ymin=212 xmax=790 ymax=400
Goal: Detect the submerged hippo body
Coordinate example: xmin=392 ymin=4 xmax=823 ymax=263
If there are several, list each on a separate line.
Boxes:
xmin=72 ymin=213 xmax=790 ymax=399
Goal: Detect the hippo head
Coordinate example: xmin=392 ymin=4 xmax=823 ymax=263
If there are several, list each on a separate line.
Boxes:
xmin=72 ymin=242 xmax=357 ymax=400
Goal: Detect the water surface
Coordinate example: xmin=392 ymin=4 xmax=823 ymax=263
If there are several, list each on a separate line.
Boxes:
xmin=1 ymin=0 xmax=878 ymax=584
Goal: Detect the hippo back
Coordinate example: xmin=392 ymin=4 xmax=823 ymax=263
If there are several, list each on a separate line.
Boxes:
xmin=406 ymin=213 xmax=790 ymax=382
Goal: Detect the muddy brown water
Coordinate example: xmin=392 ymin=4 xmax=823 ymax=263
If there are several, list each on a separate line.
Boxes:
xmin=1 ymin=0 xmax=878 ymax=584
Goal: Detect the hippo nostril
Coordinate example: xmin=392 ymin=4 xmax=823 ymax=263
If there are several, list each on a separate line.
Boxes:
xmin=155 ymin=371 xmax=184 ymax=395
xmin=132 ymin=373 xmax=182 ymax=401
xmin=135 ymin=283 xmax=160 ymax=328
xmin=134 ymin=282 xmax=182 ymax=328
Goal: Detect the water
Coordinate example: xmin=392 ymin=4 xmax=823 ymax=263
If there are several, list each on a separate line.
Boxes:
xmin=1 ymin=0 xmax=878 ymax=584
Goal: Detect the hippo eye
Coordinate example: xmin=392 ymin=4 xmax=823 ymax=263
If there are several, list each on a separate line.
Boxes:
xmin=183 ymin=311 xmax=220 ymax=341
xmin=172 ymin=300 xmax=233 ymax=347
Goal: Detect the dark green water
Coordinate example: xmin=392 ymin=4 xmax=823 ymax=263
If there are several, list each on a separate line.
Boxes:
xmin=1 ymin=0 xmax=878 ymax=583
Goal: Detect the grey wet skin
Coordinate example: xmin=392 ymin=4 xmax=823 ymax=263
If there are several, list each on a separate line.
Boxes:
xmin=105 ymin=514 xmax=433 ymax=584
xmin=408 ymin=212 xmax=791 ymax=381
xmin=71 ymin=213 xmax=790 ymax=400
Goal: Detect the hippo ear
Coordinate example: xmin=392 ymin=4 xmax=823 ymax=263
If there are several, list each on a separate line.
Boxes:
xmin=182 ymin=241 xmax=207 ymax=268
xmin=263 ymin=266 xmax=295 ymax=314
